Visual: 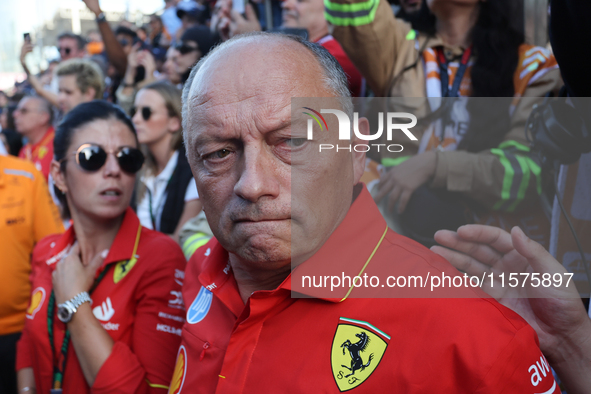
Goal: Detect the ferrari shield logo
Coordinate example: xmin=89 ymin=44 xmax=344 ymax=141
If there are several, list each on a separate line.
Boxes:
xmin=331 ymin=317 xmax=390 ymax=392
xmin=113 ymin=257 xmax=138 ymax=284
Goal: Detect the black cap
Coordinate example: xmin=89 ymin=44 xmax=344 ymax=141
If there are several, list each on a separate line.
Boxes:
xmin=180 ymin=26 xmax=216 ymax=57
xmin=176 ymin=1 xmax=206 ymax=20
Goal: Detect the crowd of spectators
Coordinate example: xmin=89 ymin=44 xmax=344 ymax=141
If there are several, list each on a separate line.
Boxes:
xmin=0 ymin=0 xmax=589 ymax=392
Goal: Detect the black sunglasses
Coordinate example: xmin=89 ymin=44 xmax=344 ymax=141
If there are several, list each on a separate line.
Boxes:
xmin=130 ymin=106 xmax=153 ymax=121
xmin=63 ymin=143 xmax=144 ymax=174
xmin=58 ymin=47 xmax=72 ymax=55
xmin=174 ymin=42 xmax=199 ymax=55
xmin=118 ymin=38 xmax=130 ymax=47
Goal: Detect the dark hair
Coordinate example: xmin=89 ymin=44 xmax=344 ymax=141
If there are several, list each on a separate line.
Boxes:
xmin=53 ymin=100 xmax=137 ymax=219
xmin=115 ymin=26 xmax=138 ymax=40
xmin=5 ymin=104 xmax=17 ymax=130
xmin=397 ymin=1 xmax=436 ymax=33
xmin=421 ymin=0 xmax=524 ymax=152
xmin=57 ymin=32 xmax=87 ymax=50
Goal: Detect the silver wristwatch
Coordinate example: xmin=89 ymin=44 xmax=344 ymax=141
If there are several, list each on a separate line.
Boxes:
xmin=57 ymin=292 xmax=91 ymax=323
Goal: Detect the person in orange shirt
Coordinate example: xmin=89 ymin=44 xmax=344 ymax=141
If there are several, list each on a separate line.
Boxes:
xmin=0 ymin=155 xmax=63 ymax=393
xmin=14 ymin=96 xmax=55 ymax=180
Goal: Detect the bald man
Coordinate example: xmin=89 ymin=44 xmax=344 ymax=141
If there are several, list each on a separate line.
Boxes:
xmin=14 ymin=97 xmax=55 ymax=180
xmin=171 ymin=33 xmax=559 ymax=393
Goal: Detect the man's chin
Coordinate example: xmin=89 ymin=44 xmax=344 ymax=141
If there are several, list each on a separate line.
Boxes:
xmin=230 ymin=234 xmax=291 ymax=265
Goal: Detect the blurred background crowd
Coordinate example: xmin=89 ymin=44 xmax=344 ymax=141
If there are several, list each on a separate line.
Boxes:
xmin=0 ymin=0 xmax=590 ymax=392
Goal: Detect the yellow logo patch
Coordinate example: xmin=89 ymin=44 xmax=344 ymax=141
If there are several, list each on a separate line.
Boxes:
xmin=113 ymin=257 xmax=138 ymax=284
xmin=38 ymin=146 xmax=48 ymax=159
xmin=26 ymin=287 xmax=46 ymax=319
xmin=169 ymin=345 xmax=187 ymax=394
xmin=331 ymin=317 xmax=390 ymax=392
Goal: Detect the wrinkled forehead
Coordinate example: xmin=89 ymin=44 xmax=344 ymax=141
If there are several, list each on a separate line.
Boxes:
xmin=185 ymin=37 xmax=331 ymax=135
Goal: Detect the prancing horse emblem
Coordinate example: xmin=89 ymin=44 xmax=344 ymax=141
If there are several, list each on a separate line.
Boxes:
xmin=341 ymin=332 xmax=374 ymax=377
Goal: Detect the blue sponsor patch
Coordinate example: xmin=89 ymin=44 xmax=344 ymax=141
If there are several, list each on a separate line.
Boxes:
xmin=187 ymin=286 xmax=213 ymax=324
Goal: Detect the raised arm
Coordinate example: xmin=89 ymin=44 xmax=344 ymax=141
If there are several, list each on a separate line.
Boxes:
xmin=326 ymin=0 xmax=412 ymax=95
xmin=20 ymin=42 xmax=59 ymax=107
xmin=82 ymin=0 xmax=128 ymax=76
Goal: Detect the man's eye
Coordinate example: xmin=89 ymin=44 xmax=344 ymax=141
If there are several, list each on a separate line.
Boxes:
xmin=284 ymin=138 xmax=307 ymax=148
xmin=208 ymin=149 xmax=232 ymax=159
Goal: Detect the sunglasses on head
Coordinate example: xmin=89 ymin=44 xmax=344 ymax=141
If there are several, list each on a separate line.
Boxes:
xmin=58 ymin=47 xmax=72 ymax=55
xmin=130 ymin=106 xmax=153 ymax=121
xmin=64 ymin=143 xmax=144 ymax=174
xmin=174 ymin=42 xmax=198 ymax=55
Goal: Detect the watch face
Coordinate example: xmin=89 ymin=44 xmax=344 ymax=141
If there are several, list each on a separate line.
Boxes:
xmin=57 ymin=305 xmax=72 ymax=323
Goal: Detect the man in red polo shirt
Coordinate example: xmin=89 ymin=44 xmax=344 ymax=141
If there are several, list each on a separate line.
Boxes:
xmin=172 ymin=33 xmax=559 ymax=393
xmin=282 ymin=0 xmax=363 ymax=97
xmin=14 ymin=96 xmax=55 ymax=180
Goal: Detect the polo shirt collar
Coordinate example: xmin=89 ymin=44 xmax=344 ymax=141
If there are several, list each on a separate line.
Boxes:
xmin=30 ymin=126 xmax=54 ymax=150
xmin=45 ymin=207 xmax=141 ymax=277
xmin=424 ymin=34 xmax=471 ymax=55
xmin=283 ymin=185 xmax=388 ymax=301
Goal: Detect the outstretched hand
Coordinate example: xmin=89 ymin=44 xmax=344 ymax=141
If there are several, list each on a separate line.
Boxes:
xmin=229 ymin=3 xmax=261 ymax=37
xmin=82 ymin=0 xmax=102 ymax=16
xmin=431 ymin=225 xmax=589 ymax=362
xmin=20 ymin=42 xmax=33 ymax=66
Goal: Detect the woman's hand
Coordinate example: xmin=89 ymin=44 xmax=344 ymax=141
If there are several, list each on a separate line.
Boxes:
xmin=52 ymin=242 xmax=108 ymax=304
xmin=374 ymin=151 xmax=437 ymax=213
xmin=137 ymin=50 xmax=156 ymax=85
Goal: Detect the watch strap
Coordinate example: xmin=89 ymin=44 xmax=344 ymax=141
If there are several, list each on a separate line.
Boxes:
xmin=65 ymin=291 xmax=91 ymax=312
xmin=96 ymin=12 xmax=107 ymax=23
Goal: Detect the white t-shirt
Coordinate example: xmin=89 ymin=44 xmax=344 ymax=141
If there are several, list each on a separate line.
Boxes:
xmin=137 ymin=151 xmax=198 ymax=231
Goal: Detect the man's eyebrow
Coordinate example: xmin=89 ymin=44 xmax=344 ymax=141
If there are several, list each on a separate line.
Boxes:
xmin=269 ymin=119 xmax=293 ymax=134
xmin=191 ymin=133 xmax=234 ymax=146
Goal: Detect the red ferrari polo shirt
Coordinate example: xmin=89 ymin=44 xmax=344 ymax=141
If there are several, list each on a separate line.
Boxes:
xmin=16 ymin=208 xmax=187 ymax=393
xmin=18 ymin=127 xmax=54 ymax=181
xmin=172 ymin=186 xmax=559 ymax=393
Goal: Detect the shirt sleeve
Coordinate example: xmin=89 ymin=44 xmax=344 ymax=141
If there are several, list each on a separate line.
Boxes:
xmin=15 ymin=316 xmax=33 ymax=370
xmin=431 ymin=66 xmax=562 ymax=211
xmin=15 ymin=240 xmax=52 ymax=371
xmin=326 ymin=0 xmax=411 ymax=96
xmin=33 ymin=169 xmax=64 ymax=243
xmin=184 ymin=178 xmax=199 ymax=202
xmin=91 ymin=237 xmax=186 ymax=394
xmin=475 ymin=325 xmax=560 ymax=394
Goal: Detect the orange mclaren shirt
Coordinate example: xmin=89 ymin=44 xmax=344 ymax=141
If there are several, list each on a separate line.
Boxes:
xmin=171 ymin=186 xmax=559 ymax=393
xmin=0 ymin=155 xmax=63 ymax=335
xmin=18 ymin=126 xmax=55 ymax=181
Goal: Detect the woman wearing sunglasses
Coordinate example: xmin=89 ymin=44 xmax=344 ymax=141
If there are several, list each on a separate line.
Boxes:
xmin=132 ymin=81 xmax=202 ymax=241
xmin=16 ymin=100 xmax=186 ymax=393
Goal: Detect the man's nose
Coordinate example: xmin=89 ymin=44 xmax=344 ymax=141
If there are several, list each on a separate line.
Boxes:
xmin=233 ymin=145 xmax=281 ymax=203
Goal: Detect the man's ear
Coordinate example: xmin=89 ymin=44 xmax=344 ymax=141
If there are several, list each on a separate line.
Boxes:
xmin=168 ymin=116 xmax=181 ymax=133
xmin=51 ymin=160 xmax=68 ymax=194
xmin=84 ymin=87 xmax=97 ymax=102
xmin=352 ymin=117 xmax=369 ymax=185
